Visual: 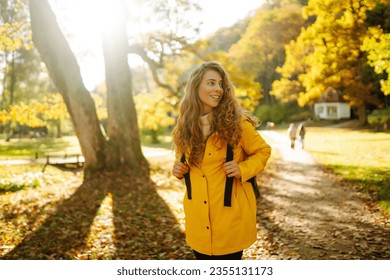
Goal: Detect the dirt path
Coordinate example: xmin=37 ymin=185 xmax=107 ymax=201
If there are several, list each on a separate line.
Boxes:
xmin=244 ymin=131 xmax=390 ymax=260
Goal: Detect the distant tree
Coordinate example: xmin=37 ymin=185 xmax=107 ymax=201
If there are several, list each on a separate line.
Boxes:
xmin=134 ymin=90 xmax=176 ymax=144
xmin=273 ymin=0 xmax=382 ymax=123
xmin=229 ymin=2 xmax=305 ymax=106
xmin=1 ymin=0 xmax=32 ymax=108
xmin=41 ymin=93 xmax=68 ymax=138
xmin=0 ymin=0 xmax=55 ymax=138
xmin=204 ymin=19 xmax=250 ymax=52
xmin=127 ymin=0 xmax=201 ymax=100
xmin=362 ymin=0 xmax=390 ymax=97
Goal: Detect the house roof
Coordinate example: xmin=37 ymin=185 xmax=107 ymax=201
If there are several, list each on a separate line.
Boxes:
xmin=317 ymin=87 xmax=345 ymax=102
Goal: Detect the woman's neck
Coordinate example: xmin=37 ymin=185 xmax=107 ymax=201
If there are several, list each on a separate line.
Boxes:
xmin=200 ymin=113 xmax=211 ymax=138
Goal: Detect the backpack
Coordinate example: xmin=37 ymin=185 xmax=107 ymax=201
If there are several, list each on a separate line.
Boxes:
xmin=180 ymin=145 xmax=260 ymax=207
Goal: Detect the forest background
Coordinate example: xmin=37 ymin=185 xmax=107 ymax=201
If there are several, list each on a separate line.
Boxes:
xmin=0 ymin=0 xmax=389 ymax=260
xmin=1 ymin=0 xmax=389 ymax=142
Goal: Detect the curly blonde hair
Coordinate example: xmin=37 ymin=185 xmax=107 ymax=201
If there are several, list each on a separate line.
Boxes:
xmin=172 ymin=61 xmax=257 ymax=164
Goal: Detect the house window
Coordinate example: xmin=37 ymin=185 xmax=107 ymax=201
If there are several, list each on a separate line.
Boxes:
xmin=327 ymin=105 xmax=338 ymax=118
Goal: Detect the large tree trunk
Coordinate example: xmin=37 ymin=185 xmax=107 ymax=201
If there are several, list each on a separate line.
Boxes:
xmin=101 ymin=0 xmax=148 ymax=171
xmin=29 ymin=0 xmax=106 ymax=173
xmin=357 ymin=103 xmax=367 ymax=126
xmin=29 ymin=0 xmax=148 ymax=176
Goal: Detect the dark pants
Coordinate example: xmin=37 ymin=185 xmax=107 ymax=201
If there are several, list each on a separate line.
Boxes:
xmin=290 ymin=137 xmax=296 ymax=149
xmin=193 ymin=250 xmax=243 ymax=260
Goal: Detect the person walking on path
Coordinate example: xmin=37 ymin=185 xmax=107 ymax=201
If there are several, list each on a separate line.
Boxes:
xmin=296 ymin=122 xmax=306 ymax=149
xmin=287 ymin=123 xmax=297 ymax=149
xmin=171 ymin=61 xmax=271 ymax=260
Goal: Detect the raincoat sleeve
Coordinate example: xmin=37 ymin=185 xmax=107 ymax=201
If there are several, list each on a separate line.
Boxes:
xmin=238 ymin=120 xmax=271 ymax=183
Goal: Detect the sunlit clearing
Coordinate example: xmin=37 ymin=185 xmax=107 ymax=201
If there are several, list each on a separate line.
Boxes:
xmin=76 ymin=193 xmax=116 ymax=260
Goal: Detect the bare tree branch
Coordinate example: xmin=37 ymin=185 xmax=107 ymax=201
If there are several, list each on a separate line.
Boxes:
xmin=128 ymin=44 xmax=177 ymax=95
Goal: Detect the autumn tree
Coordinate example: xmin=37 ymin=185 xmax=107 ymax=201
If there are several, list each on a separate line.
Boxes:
xmin=28 ymin=0 xmax=148 ymax=175
xmin=229 ymin=1 xmax=305 ymax=106
xmin=0 ymin=93 xmax=67 ymax=137
xmin=127 ymin=0 xmax=201 ymax=102
xmin=273 ymin=0 xmax=382 ymax=123
xmin=362 ymin=28 xmax=389 ymax=95
xmin=134 ymin=90 xmax=176 ymax=144
xmin=0 ymin=0 xmax=32 ymax=109
xmin=204 ymin=19 xmax=250 ymax=53
xmin=1 ymin=0 xmax=59 ymax=138
xmin=213 ymin=53 xmax=262 ymax=112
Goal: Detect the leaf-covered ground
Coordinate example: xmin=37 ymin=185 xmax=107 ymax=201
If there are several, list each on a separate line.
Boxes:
xmin=0 ymin=162 xmax=193 ymax=260
xmin=247 ymin=158 xmax=390 ymax=260
xmin=1 ymin=145 xmax=389 ymax=260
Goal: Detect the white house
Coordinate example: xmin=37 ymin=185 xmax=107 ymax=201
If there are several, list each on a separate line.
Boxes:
xmin=314 ymin=102 xmax=351 ymax=119
xmin=314 ymin=87 xmax=351 ymax=120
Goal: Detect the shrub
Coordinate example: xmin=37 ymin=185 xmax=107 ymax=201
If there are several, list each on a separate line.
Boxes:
xmin=367 ymin=108 xmax=390 ymax=131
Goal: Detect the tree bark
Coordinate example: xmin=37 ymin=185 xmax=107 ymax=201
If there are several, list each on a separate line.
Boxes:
xmin=101 ymin=0 xmax=148 ymax=171
xmin=29 ymin=0 xmax=149 ymax=176
xmin=29 ymin=0 xmax=106 ymax=172
xmin=128 ymin=44 xmax=177 ymax=96
xmin=357 ymin=103 xmax=367 ymax=126
xmin=56 ymin=119 xmax=62 ymax=138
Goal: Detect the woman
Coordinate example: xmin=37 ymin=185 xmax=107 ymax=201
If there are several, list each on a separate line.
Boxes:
xmin=171 ymin=61 xmax=271 ymax=260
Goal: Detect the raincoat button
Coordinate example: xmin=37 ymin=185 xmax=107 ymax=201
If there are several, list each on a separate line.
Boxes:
xmin=206 ymin=226 xmax=209 ymax=230
xmin=204 ymin=201 xmax=207 ymax=204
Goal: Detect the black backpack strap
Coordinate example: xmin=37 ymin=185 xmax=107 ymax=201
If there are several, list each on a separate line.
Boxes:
xmin=180 ymin=154 xmax=192 ymax=200
xmin=224 ymin=146 xmax=261 ymax=206
xmin=224 ymin=145 xmax=234 ymax=207
xmin=248 ymin=176 xmax=260 ymax=199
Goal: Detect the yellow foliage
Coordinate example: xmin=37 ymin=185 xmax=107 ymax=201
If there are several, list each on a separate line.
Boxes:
xmin=41 ymin=94 xmax=68 ymax=119
xmin=8 ymin=101 xmax=47 ymax=128
xmin=134 ymin=91 xmax=175 ymax=132
xmin=362 ymin=27 xmax=390 ymax=95
xmin=204 ymin=51 xmax=262 ymax=112
xmin=275 ymin=0 xmax=378 ymax=106
xmin=0 ymin=110 xmax=11 ymax=125
xmin=0 ymin=94 xmax=68 ymax=127
xmin=271 ymin=78 xmax=303 ymax=103
xmin=0 ymin=19 xmax=32 ymax=52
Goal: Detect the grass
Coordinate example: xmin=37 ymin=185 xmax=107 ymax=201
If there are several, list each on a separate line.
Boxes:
xmin=1 ymin=129 xmax=389 ymax=212
xmin=0 ymin=135 xmax=172 ymax=160
xmin=0 ymin=136 xmax=81 ymax=160
xmin=305 ymin=127 xmax=390 ymax=212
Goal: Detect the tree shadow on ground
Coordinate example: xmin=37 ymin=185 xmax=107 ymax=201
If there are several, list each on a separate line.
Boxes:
xmin=3 ymin=170 xmax=193 ymax=260
xmin=253 ymin=159 xmax=390 ymax=260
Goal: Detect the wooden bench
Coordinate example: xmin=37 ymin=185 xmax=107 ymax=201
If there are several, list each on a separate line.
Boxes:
xmin=42 ymin=151 xmax=84 ymax=172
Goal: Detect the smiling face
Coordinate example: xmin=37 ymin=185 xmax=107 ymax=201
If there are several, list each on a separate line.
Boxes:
xmin=198 ymin=69 xmax=224 ymax=114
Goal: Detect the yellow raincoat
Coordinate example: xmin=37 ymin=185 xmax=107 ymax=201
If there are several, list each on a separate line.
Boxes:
xmin=180 ymin=119 xmax=271 ymax=255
